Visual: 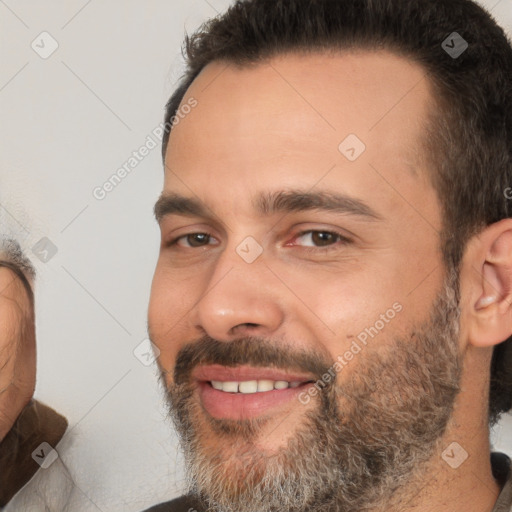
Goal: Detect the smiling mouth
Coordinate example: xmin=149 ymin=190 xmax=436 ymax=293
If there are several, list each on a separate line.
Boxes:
xmin=192 ymin=365 xmax=317 ymax=420
xmin=208 ymin=379 xmax=311 ymax=393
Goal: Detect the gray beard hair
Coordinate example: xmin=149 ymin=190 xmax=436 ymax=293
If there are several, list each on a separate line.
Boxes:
xmin=162 ymin=272 xmax=462 ymax=512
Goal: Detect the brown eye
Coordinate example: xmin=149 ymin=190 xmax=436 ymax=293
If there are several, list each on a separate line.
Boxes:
xmin=294 ymin=230 xmax=348 ymax=248
xmin=178 ymin=233 xmax=212 ymax=247
xmin=311 ymin=231 xmax=337 ymax=246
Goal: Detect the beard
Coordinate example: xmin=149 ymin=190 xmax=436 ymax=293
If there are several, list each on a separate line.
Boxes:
xmin=158 ymin=270 xmax=462 ymax=512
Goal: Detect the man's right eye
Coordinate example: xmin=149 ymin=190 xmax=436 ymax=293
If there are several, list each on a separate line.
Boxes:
xmin=172 ymin=233 xmax=216 ymax=248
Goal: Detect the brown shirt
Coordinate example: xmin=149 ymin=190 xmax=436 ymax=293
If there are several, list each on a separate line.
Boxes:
xmin=0 ymin=399 xmax=67 ymax=507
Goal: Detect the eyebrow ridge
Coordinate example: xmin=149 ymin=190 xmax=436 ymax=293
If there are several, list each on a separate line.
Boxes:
xmin=154 ymin=190 xmax=382 ymax=223
xmin=254 ymin=190 xmax=382 ymax=220
xmin=154 ymin=193 xmax=208 ymax=222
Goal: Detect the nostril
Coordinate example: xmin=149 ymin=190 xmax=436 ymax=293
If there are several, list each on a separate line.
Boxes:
xmin=229 ymin=322 xmax=261 ymax=336
xmin=233 ymin=322 xmax=260 ymax=330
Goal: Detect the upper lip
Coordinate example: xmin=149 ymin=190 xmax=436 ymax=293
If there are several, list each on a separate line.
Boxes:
xmin=192 ymin=364 xmax=316 ymax=383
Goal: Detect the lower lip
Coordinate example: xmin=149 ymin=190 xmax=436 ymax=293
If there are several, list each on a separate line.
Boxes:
xmin=198 ymin=381 xmax=313 ymax=420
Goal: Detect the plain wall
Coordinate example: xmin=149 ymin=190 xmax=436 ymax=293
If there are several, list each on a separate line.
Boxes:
xmin=1 ymin=1 xmax=511 ymax=510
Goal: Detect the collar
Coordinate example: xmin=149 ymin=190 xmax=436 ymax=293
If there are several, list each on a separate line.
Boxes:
xmin=491 ymin=452 xmax=512 ymax=512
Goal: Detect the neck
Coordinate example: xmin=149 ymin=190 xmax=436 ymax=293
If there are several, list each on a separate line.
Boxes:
xmin=391 ymin=430 xmax=500 ymax=512
xmin=372 ymin=345 xmax=502 ymax=512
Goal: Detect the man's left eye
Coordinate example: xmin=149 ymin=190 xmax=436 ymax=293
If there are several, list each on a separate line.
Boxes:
xmin=291 ymin=230 xmax=350 ymax=248
xmin=174 ymin=233 xmax=216 ymax=248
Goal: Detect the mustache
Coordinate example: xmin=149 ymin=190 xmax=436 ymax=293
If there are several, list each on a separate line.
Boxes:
xmin=172 ymin=335 xmax=333 ymax=386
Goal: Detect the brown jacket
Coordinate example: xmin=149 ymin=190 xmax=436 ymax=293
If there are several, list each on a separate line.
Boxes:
xmin=0 ymin=399 xmax=67 ymax=507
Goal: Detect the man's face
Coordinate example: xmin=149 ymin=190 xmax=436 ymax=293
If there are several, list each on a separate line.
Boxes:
xmin=149 ymin=51 xmax=461 ymax=511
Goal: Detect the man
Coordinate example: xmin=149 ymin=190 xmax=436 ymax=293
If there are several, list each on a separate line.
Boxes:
xmin=0 ymin=239 xmax=71 ymax=510
xmin=145 ymin=0 xmax=512 ymax=510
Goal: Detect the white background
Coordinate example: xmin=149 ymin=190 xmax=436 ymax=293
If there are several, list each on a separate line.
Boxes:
xmin=1 ymin=1 xmax=511 ymax=510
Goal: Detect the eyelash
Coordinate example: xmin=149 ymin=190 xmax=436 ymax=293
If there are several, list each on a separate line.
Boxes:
xmin=291 ymin=230 xmax=352 ymax=252
xmin=167 ymin=232 xmax=216 ymax=248
xmin=167 ymin=230 xmax=352 ymax=252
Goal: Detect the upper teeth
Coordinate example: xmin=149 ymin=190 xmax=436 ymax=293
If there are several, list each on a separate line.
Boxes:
xmin=211 ymin=380 xmax=302 ymax=393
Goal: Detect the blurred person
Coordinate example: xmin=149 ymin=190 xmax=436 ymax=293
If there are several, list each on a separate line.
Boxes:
xmin=145 ymin=0 xmax=512 ymax=511
xmin=0 ymin=238 xmax=72 ymax=510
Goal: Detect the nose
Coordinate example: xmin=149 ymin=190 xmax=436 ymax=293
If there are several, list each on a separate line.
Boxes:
xmin=192 ymin=249 xmax=284 ymax=341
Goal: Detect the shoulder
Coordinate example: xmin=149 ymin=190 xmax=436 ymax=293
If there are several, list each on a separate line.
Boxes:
xmin=0 ymin=400 xmax=68 ymax=507
xmin=142 ymin=494 xmax=204 ymax=512
xmin=491 ymin=451 xmax=512 ymax=512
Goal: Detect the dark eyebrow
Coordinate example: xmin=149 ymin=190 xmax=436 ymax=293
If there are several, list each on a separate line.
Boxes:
xmin=154 ymin=193 xmax=209 ymax=222
xmin=254 ymin=190 xmax=382 ymax=220
xmin=154 ymin=190 xmax=382 ymax=223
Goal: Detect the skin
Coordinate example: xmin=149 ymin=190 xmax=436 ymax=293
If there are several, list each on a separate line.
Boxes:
xmin=0 ymin=266 xmax=36 ymax=441
xmin=149 ymin=51 xmax=512 ymax=511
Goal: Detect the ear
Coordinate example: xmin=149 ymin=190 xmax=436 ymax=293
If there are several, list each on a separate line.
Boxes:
xmin=462 ymin=219 xmax=512 ymax=348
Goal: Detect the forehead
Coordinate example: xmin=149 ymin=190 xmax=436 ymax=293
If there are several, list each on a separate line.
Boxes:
xmin=164 ymin=50 xmax=437 ymax=222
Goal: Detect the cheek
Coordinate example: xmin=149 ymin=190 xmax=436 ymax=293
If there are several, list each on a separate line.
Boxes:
xmin=148 ymin=259 xmax=214 ymax=365
xmin=148 ymin=265 xmax=169 ymax=329
xmin=277 ymin=259 xmax=387 ymax=318
xmin=310 ymin=281 xmax=393 ymax=358
xmin=148 ymin=265 xmax=188 ymax=367
xmin=150 ymin=260 xmax=199 ymax=317
xmin=283 ymin=260 xmax=436 ymax=360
